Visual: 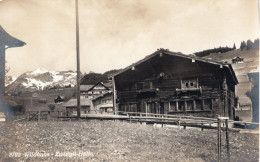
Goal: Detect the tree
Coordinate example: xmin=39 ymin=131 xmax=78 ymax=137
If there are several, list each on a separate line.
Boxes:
xmin=253 ymin=39 xmax=259 ymax=49
xmin=240 ymin=41 xmax=247 ymax=50
xmin=233 ymin=43 xmax=236 ymax=49
xmin=246 ymin=39 xmax=254 ymax=50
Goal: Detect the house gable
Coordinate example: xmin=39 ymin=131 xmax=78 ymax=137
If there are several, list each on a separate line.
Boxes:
xmin=112 ymin=49 xmax=238 ymax=88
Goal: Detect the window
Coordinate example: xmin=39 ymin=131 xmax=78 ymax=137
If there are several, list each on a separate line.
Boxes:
xmin=147 ymin=102 xmax=156 ymax=113
xmin=93 ymin=91 xmax=100 ymax=94
xmin=181 ymin=78 xmax=198 ymax=89
xmin=195 ymin=100 xmax=202 ymax=110
xmin=203 ymin=99 xmax=212 ymax=110
xmin=178 ymin=101 xmax=184 ymax=111
xmin=137 ymin=82 xmax=153 ymax=90
xmin=120 ymin=104 xmax=126 ymax=111
xmin=169 ymin=102 xmax=176 ymax=112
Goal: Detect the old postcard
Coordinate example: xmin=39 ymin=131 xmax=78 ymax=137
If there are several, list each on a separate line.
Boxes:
xmin=0 ymin=0 xmax=259 ymax=161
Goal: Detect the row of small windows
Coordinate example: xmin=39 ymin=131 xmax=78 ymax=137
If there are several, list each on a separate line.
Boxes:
xmin=135 ymin=78 xmax=199 ymax=90
xmin=81 ymin=91 xmax=107 ymax=95
xmin=119 ymin=99 xmax=213 ymax=113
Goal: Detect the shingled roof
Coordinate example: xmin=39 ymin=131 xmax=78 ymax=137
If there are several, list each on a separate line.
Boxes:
xmin=63 ymin=98 xmax=91 ymax=107
xmin=111 ymin=48 xmax=238 ymax=84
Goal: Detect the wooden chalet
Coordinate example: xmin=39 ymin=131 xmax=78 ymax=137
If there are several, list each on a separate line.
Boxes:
xmin=63 ymin=98 xmax=92 ymax=115
xmin=111 ymin=49 xmax=238 ymax=119
xmin=80 ymin=82 xmax=112 ymax=99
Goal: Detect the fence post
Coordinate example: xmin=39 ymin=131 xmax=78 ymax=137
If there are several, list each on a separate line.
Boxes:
xmin=218 ymin=118 xmax=221 ymax=162
xmin=218 ymin=116 xmax=229 ymax=162
xmin=38 ymin=111 xmax=40 ymax=121
xmin=226 ymin=119 xmax=230 ymax=162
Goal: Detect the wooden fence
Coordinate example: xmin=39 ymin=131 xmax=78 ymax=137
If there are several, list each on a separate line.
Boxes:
xmin=26 ymin=110 xmax=77 ymax=121
xmin=15 ymin=110 xmax=258 ymax=132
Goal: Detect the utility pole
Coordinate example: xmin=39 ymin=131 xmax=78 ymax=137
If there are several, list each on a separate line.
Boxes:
xmin=75 ymin=0 xmax=81 ymax=120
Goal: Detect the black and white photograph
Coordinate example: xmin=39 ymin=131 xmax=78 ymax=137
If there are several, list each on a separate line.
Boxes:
xmin=0 ymin=0 xmax=259 ymax=161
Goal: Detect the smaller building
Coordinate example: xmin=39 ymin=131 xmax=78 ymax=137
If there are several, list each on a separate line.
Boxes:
xmin=63 ymin=98 xmax=92 ymax=115
xmin=232 ymin=56 xmax=244 ymax=63
xmin=80 ymin=82 xmax=112 ymax=99
xmin=54 ymin=95 xmax=65 ymax=103
xmin=92 ymin=92 xmax=113 ymax=114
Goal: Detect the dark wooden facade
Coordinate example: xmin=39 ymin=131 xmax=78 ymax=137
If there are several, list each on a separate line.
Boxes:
xmin=112 ymin=49 xmax=238 ymax=119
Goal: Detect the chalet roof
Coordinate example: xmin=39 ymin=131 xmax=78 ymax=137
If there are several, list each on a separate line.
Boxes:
xmin=103 ymin=82 xmax=112 ymax=88
xmin=233 ymin=56 xmax=243 ymax=59
xmin=80 ymin=85 xmax=94 ymax=91
xmin=111 ymin=48 xmax=238 ymax=84
xmin=55 ymin=96 xmax=65 ymax=99
xmin=0 ymin=25 xmax=26 ymax=48
xmin=97 ymin=82 xmax=111 ymax=89
xmin=80 ymin=82 xmax=111 ymax=92
xmin=63 ymin=98 xmax=91 ymax=107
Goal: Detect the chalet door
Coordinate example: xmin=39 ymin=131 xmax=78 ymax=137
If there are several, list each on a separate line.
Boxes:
xmin=159 ymin=102 xmax=164 ymax=114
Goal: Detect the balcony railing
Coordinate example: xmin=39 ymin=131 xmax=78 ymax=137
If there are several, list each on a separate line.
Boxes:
xmin=176 ymin=86 xmax=202 ymax=92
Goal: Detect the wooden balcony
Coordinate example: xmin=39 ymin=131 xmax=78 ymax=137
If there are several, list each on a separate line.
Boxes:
xmin=176 ymin=87 xmax=202 ymax=93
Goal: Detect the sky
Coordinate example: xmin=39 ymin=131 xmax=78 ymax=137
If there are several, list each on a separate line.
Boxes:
xmin=0 ymin=0 xmax=259 ymax=77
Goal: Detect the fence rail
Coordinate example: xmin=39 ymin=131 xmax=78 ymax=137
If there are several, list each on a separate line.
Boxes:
xmin=20 ymin=110 xmax=259 ymax=131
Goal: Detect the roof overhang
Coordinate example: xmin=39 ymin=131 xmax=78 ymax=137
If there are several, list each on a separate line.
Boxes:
xmin=0 ymin=25 xmax=26 ymax=48
xmin=110 ymin=48 xmax=238 ymax=84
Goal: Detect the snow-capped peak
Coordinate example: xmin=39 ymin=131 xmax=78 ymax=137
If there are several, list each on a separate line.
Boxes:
xmin=31 ymin=68 xmax=49 ymax=75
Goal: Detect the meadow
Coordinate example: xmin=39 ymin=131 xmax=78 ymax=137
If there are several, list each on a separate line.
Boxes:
xmin=0 ymin=120 xmax=258 ymax=161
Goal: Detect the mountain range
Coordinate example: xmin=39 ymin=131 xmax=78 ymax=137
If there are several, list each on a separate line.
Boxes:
xmin=6 ymin=68 xmax=77 ymax=94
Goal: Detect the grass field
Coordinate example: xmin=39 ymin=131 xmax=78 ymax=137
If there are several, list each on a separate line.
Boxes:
xmin=0 ymin=121 xmax=258 ymax=162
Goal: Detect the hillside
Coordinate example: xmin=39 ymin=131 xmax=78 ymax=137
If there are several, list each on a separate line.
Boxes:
xmin=203 ymin=48 xmax=259 ymax=120
xmin=5 ymin=87 xmax=75 ymax=112
xmin=80 ymin=69 xmax=120 ymax=85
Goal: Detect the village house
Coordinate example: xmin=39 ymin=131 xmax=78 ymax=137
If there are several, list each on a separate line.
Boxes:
xmin=92 ymin=92 xmax=113 ymax=114
xmin=63 ymin=98 xmax=92 ymax=115
xmin=80 ymin=82 xmax=112 ymax=99
xmin=62 ymin=81 xmax=113 ymax=115
xmin=232 ymin=56 xmax=244 ymax=64
xmin=54 ymin=95 xmax=65 ymax=103
xmin=111 ymin=49 xmax=238 ymax=119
